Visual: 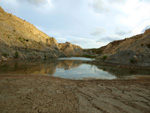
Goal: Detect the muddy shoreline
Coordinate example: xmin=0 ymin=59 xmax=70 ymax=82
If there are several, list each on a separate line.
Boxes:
xmin=0 ymin=75 xmax=150 ymax=113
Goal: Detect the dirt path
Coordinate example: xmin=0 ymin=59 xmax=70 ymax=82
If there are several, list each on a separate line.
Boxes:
xmin=0 ymin=75 xmax=150 ymax=113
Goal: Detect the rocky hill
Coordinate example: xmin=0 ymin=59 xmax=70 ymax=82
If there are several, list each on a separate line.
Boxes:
xmin=99 ymin=29 xmax=150 ymax=66
xmin=0 ymin=7 xmax=82 ymax=61
xmin=57 ymin=42 xmax=83 ymax=56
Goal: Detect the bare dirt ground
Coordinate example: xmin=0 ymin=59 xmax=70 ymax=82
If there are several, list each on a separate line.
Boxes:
xmin=0 ymin=75 xmax=150 ymax=113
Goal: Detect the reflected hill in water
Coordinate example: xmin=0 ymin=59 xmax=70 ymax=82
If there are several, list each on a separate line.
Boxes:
xmin=0 ymin=59 xmax=82 ymax=75
xmin=57 ymin=60 xmax=82 ymax=70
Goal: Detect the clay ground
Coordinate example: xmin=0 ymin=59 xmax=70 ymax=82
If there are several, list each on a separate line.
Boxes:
xmin=0 ymin=75 xmax=150 ymax=113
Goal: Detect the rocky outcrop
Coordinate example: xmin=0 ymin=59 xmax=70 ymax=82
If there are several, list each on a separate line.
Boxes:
xmin=0 ymin=7 xmax=66 ymax=60
xmin=57 ymin=42 xmax=83 ymax=57
xmin=100 ymin=29 xmax=150 ymax=55
xmin=0 ymin=7 xmax=83 ymax=61
xmin=100 ymin=29 xmax=150 ymax=66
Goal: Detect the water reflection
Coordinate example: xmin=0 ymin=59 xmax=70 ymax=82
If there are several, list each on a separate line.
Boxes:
xmin=0 ymin=57 xmax=150 ymax=79
xmin=97 ymin=65 xmax=150 ymax=78
xmin=0 ymin=59 xmax=82 ymax=75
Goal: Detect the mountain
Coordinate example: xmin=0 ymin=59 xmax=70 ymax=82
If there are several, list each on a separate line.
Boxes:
xmin=99 ymin=29 xmax=150 ymax=66
xmin=0 ymin=7 xmax=82 ymax=61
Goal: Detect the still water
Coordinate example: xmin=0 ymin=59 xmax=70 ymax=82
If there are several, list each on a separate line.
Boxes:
xmin=0 ymin=57 xmax=150 ymax=80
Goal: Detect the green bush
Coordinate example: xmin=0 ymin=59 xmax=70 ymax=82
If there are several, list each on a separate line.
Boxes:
xmin=14 ymin=51 xmax=19 ymax=58
xmin=44 ymin=55 xmax=47 ymax=60
xmin=102 ymin=55 xmax=107 ymax=60
xmin=2 ymin=53 xmax=9 ymax=57
xmin=130 ymin=58 xmax=136 ymax=63
xmin=95 ymin=49 xmax=102 ymax=54
xmin=146 ymin=43 xmax=150 ymax=48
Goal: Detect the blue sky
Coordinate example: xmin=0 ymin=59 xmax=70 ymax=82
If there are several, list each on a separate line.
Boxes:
xmin=0 ymin=0 xmax=150 ymax=48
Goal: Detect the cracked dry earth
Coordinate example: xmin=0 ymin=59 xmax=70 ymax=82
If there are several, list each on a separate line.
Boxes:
xmin=0 ymin=75 xmax=150 ymax=113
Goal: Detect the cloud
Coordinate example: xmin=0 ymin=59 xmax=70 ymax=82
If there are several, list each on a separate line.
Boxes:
xmin=90 ymin=0 xmax=108 ymax=13
xmin=115 ymin=28 xmax=131 ymax=36
xmin=91 ymin=28 xmax=105 ymax=36
xmin=116 ymin=31 xmax=131 ymax=36
xmin=16 ymin=0 xmax=49 ymax=6
xmin=96 ymin=35 xmax=124 ymax=47
xmin=107 ymin=0 xmax=126 ymax=4
xmin=90 ymin=0 xmax=126 ymax=13
xmin=140 ymin=0 xmax=150 ymax=3
xmin=97 ymin=36 xmax=117 ymax=43
xmin=15 ymin=0 xmax=53 ymax=12
xmin=71 ymin=38 xmax=89 ymax=44
xmin=118 ymin=0 xmax=150 ymax=35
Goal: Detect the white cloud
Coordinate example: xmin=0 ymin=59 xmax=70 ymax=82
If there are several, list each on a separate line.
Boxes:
xmin=118 ymin=0 xmax=150 ymax=34
xmin=91 ymin=28 xmax=105 ymax=36
xmin=89 ymin=0 xmax=126 ymax=14
xmin=107 ymin=0 xmax=126 ymax=4
xmin=90 ymin=0 xmax=150 ymax=36
xmin=16 ymin=0 xmax=53 ymax=12
xmin=115 ymin=27 xmax=131 ymax=36
xmin=16 ymin=0 xmax=53 ymax=6
xmin=90 ymin=0 xmax=108 ymax=13
xmin=97 ymin=34 xmax=123 ymax=47
xmin=16 ymin=0 xmax=47 ymax=5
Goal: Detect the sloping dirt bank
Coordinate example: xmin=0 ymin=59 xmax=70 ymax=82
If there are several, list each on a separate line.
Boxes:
xmin=0 ymin=75 xmax=150 ymax=113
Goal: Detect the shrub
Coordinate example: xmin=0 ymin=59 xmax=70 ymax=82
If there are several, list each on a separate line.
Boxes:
xmin=2 ymin=53 xmax=9 ymax=57
xmin=44 ymin=55 xmax=47 ymax=60
xmin=14 ymin=51 xmax=19 ymax=58
xmin=130 ymin=58 xmax=136 ymax=64
xmin=146 ymin=43 xmax=150 ymax=48
xmin=102 ymin=55 xmax=107 ymax=60
xmin=25 ymin=47 xmax=28 ymax=51
xmin=95 ymin=49 xmax=102 ymax=54
xmin=26 ymin=39 xmax=29 ymax=42
xmin=82 ymin=54 xmax=96 ymax=58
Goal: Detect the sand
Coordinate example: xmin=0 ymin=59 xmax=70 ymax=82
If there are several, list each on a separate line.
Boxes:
xmin=0 ymin=75 xmax=150 ymax=113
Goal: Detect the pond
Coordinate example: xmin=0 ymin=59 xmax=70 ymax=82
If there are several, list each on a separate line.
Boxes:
xmin=0 ymin=57 xmax=150 ymax=80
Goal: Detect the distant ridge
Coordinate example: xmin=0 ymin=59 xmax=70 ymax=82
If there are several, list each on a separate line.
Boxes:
xmin=99 ymin=29 xmax=150 ymax=66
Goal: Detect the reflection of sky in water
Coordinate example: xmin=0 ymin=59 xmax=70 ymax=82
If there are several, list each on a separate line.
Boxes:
xmin=58 ymin=57 xmax=94 ymax=61
xmin=50 ymin=64 xmax=116 ymax=80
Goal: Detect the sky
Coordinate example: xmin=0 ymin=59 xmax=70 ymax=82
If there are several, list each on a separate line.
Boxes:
xmin=0 ymin=0 xmax=150 ymax=48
